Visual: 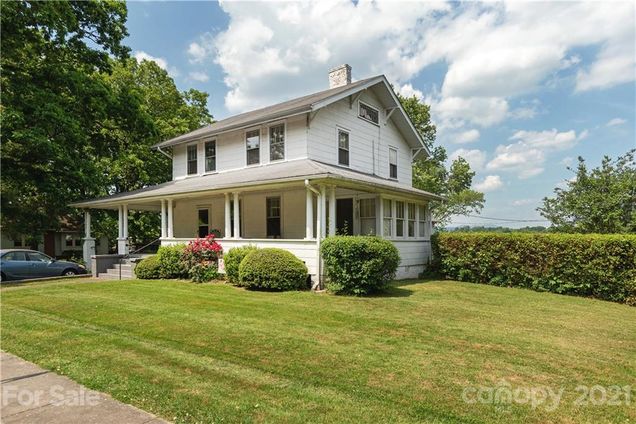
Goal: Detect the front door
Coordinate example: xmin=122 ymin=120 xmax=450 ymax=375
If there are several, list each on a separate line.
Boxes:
xmin=336 ymin=198 xmax=354 ymax=235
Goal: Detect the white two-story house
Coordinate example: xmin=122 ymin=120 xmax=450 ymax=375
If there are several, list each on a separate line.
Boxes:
xmin=72 ymin=65 xmax=441 ymax=283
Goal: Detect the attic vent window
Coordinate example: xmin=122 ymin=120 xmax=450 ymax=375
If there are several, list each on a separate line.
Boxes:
xmin=358 ymin=101 xmax=379 ymax=125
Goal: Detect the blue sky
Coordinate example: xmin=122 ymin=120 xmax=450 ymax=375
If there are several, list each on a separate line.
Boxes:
xmin=125 ymin=1 xmax=635 ymax=227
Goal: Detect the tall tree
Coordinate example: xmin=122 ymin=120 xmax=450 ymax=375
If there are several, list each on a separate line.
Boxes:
xmin=538 ymin=150 xmax=636 ymax=233
xmin=91 ymin=58 xmax=213 ymax=246
xmin=1 ymin=1 xmax=129 ymax=241
xmin=397 ymin=93 xmax=484 ymax=227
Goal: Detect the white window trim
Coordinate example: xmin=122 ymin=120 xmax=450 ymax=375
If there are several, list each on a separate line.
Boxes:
xmin=245 ymin=127 xmax=262 ymax=167
xmin=267 ymin=121 xmax=287 ymax=163
xmin=388 ymin=146 xmax=398 ymax=180
xmin=358 ymin=100 xmax=380 ymax=126
xmin=203 ymin=139 xmax=217 ymax=174
xmin=265 ymin=194 xmax=283 ymax=238
xmin=185 ymin=141 xmax=199 ymax=177
xmin=336 ymin=126 xmax=351 ymax=167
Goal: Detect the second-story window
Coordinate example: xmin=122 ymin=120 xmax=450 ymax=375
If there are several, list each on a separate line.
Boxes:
xmin=269 ymin=124 xmax=285 ymax=161
xmin=187 ymin=145 xmax=198 ymax=175
xmin=358 ymin=101 xmax=379 ymax=125
xmin=205 ymin=140 xmax=216 ymax=172
xmin=338 ymin=129 xmax=349 ymax=166
xmin=246 ymin=129 xmax=260 ymax=165
xmin=389 ymin=147 xmax=398 ymax=179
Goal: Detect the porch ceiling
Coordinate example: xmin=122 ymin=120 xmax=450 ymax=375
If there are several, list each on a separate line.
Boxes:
xmin=69 ymin=159 xmax=442 ymax=209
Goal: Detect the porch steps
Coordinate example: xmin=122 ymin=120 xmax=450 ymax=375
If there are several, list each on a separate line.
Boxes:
xmin=98 ymin=260 xmax=135 ymax=280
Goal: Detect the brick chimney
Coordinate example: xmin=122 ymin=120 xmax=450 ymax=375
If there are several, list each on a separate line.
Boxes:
xmin=328 ymin=64 xmax=351 ymax=88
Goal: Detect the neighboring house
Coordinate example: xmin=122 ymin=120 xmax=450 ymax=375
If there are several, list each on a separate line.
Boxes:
xmin=1 ymin=220 xmax=109 ymax=259
xmin=72 ymin=65 xmax=441 ymax=282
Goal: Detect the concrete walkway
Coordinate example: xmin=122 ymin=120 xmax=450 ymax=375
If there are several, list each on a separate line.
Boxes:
xmin=0 ymin=352 xmax=167 ymax=423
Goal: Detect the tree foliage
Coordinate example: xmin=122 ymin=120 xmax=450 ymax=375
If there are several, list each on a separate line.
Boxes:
xmin=538 ymin=150 xmax=636 ymax=233
xmin=397 ymin=92 xmax=484 ymax=227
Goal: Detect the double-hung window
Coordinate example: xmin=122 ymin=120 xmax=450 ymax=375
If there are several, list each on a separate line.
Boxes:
xmin=408 ymin=203 xmax=416 ymax=237
xmin=358 ymin=102 xmax=379 ymax=125
xmin=395 ymin=201 xmax=405 ymax=237
xmin=389 ymin=147 xmax=398 ymax=179
xmin=266 ymin=197 xmax=281 ymax=238
xmin=205 ymin=140 xmax=216 ymax=172
xmin=338 ymin=129 xmax=349 ymax=166
xmin=383 ymin=199 xmax=392 ymax=237
xmin=198 ymin=208 xmax=210 ymax=238
xmin=418 ymin=205 xmax=427 ymax=237
xmin=269 ymin=124 xmax=285 ymax=161
xmin=187 ymin=145 xmax=198 ymax=175
xmin=359 ymin=198 xmax=376 ymax=235
xmin=246 ymin=129 xmax=260 ymax=165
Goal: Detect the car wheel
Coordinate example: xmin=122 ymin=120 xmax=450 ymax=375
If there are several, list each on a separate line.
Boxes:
xmin=63 ymin=269 xmax=77 ymax=276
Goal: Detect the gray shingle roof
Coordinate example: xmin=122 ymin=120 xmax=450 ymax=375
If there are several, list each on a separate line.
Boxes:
xmin=70 ymin=159 xmax=442 ymax=208
xmin=153 ymin=76 xmax=382 ymax=149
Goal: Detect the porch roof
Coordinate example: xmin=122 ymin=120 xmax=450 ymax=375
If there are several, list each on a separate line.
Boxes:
xmin=70 ymin=159 xmax=443 ymax=209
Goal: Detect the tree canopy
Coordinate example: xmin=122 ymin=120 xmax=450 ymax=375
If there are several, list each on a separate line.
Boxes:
xmin=538 ymin=150 xmax=636 ymax=233
xmin=396 ymin=92 xmax=484 ymax=227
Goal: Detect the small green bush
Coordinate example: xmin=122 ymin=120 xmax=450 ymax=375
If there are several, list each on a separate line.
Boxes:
xmin=134 ymin=255 xmax=161 ymax=279
xmin=189 ymin=263 xmax=219 ymax=283
xmin=321 ymin=236 xmax=400 ymax=295
xmin=223 ymin=245 xmax=258 ymax=285
xmin=435 ymin=233 xmax=636 ymax=304
xmin=156 ymin=244 xmax=188 ymax=279
xmin=238 ymin=248 xmax=308 ymax=291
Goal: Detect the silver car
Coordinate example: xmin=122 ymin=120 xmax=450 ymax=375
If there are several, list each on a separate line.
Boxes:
xmin=0 ymin=249 xmax=88 ymax=282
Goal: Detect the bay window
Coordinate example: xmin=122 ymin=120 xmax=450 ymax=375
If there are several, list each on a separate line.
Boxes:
xmin=383 ymin=199 xmax=392 ymax=237
xmin=408 ymin=203 xmax=416 ymax=237
xmin=418 ymin=205 xmax=427 ymax=237
xmin=395 ymin=201 xmax=405 ymax=237
xmin=359 ymin=198 xmax=376 ymax=235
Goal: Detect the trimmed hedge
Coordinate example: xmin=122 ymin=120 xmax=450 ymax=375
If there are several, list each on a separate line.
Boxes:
xmin=321 ymin=236 xmax=400 ymax=295
xmin=223 ymin=245 xmax=258 ymax=285
xmin=238 ymin=248 xmax=308 ymax=291
xmin=435 ymin=233 xmax=636 ymax=305
xmin=135 ymin=255 xmax=161 ymax=279
xmin=156 ymin=244 xmax=188 ymax=279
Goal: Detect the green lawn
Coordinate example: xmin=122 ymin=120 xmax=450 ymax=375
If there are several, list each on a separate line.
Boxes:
xmin=1 ymin=279 xmax=634 ymax=423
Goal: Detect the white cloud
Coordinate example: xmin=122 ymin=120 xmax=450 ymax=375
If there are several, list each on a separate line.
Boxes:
xmin=474 ymin=175 xmax=504 ymax=192
xmin=449 ymin=148 xmax=486 ymax=171
xmin=560 ymin=156 xmax=574 ymax=166
xmin=487 ymin=128 xmax=587 ymax=178
xmin=189 ymin=71 xmax=209 ymax=82
xmin=606 ymin=117 xmax=627 ymax=127
xmin=199 ymin=1 xmax=634 ymax=121
xmin=398 ymin=83 xmax=424 ymax=101
xmin=454 ymin=129 xmax=480 ymax=144
xmin=512 ymin=198 xmax=535 ymax=206
xmin=134 ymin=51 xmax=179 ymax=78
xmin=187 ymin=42 xmax=207 ymax=64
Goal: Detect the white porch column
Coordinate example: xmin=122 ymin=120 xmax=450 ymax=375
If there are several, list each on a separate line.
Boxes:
xmin=167 ymin=199 xmax=174 ymax=238
xmin=328 ymin=186 xmax=336 ymax=237
xmin=117 ymin=205 xmax=129 ymax=255
xmin=224 ymin=193 xmax=232 ymax=238
xmin=305 ymin=188 xmax=314 ymax=239
xmin=117 ymin=205 xmax=123 ymax=239
xmin=160 ymin=200 xmax=167 ymax=239
xmin=319 ymin=185 xmax=327 ymax=239
xmin=82 ymin=210 xmax=95 ymax=271
xmin=233 ymin=192 xmax=240 ymax=239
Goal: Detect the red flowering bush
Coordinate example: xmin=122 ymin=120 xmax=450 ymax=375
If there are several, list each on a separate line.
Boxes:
xmin=183 ymin=234 xmax=222 ymax=271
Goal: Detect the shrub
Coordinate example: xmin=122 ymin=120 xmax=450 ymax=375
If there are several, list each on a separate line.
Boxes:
xmin=156 ymin=244 xmax=188 ymax=279
xmin=435 ymin=233 xmax=636 ymax=304
xmin=135 ymin=255 xmax=161 ymax=279
xmin=321 ymin=236 xmax=400 ymax=295
xmin=223 ymin=245 xmax=258 ymax=285
xmin=238 ymin=248 xmax=308 ymax=291
xmin=189 ymin=262 xmax=219 ymax=283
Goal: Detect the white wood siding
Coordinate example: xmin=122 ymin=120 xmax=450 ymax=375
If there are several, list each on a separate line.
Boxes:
xmin=393 ymin=240 xmax=432 ymax=279
xmin=172 ymin=114 xmax=308 ymax=180
xmin=307 ymin=90 xmax=413 ymax=184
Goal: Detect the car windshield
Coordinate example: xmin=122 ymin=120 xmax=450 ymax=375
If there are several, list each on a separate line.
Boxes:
xmin=27 ymin=252 xmax=51 ymax=262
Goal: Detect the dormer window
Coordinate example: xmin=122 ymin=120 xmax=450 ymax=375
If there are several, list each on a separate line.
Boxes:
xmin=246 ymin=129 xmax=260 ymax=165
xmin=187 ymin=145 xmax=198 ymax=175
xmin=358 ymin=101 xmax=379 ymax=125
